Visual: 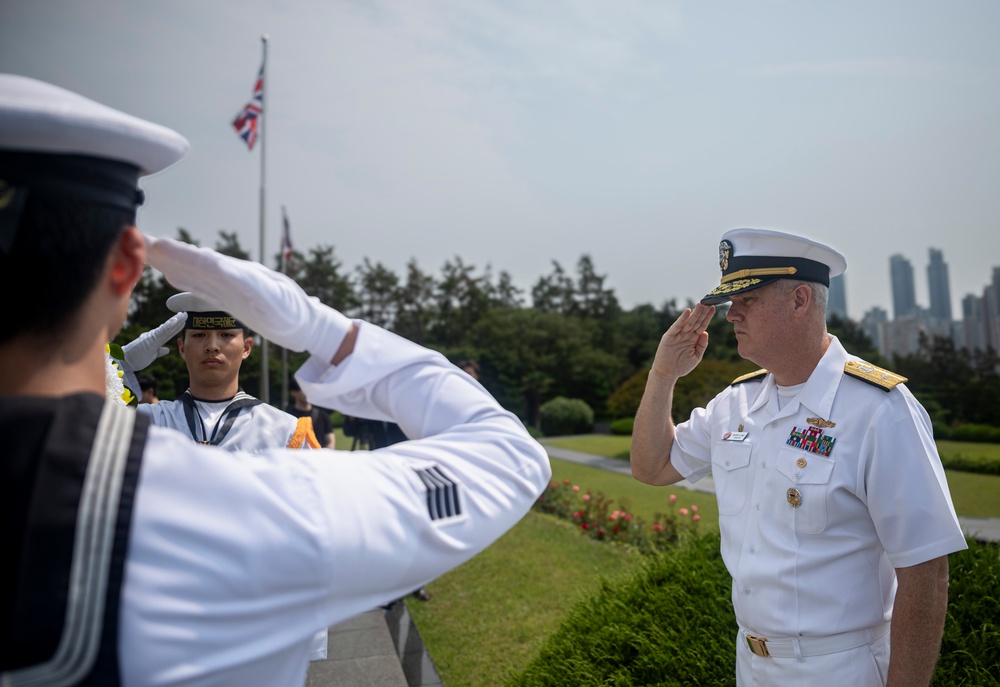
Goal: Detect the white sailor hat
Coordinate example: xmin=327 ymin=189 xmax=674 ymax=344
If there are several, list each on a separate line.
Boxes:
xmin=0 ymin=73 xmax=189 ymax=253
xmin=167 ymin=293 xmax=248 ymax=331
xmin=701 ymin=228 xmax=847 ymax=306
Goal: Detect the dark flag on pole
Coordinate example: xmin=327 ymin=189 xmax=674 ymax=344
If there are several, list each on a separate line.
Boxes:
xmin=281 ymin=206 xmax=293 ymax=265
xmin=232 ymin=63 xmax=264 ymax=149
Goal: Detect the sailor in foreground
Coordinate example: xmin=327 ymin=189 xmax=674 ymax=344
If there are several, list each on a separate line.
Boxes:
xmin=0 ymin=73 xmax=551 ymax=686
xmin=631 ymin=228 xmax=967 ymax=686
xmin=133 ymin=292 xmax=321 ymax=451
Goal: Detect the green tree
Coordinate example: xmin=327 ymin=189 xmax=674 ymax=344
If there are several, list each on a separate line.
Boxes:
xmin=214 ymin=230 xmax=251 ymax=260
xmin=432 ymin=257 xmax=491 ymax=347
xmin=531 ymin=261 xmax=575 ymax=314
xmin=295 ymin=245 xmax=357 ymax=314
xmin=469 ymin=309 xmax=622 ymax=427
xmin=356 ymin=258 xmax=399 ymax=329
xmin=490 ymin=270 xmax=524 ymax=309
xmin=394 ymin=259 xmax=436 ymax=344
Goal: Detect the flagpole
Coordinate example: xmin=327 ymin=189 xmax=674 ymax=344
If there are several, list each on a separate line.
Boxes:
xmin=280 ymin=205 xmax=289 ymax=411
xmin=258 ymin=34 xmax=270 ymax=404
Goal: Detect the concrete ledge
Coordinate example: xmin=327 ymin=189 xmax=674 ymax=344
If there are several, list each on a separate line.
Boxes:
xmin=306 ymin=610 xmax=408 ymax=687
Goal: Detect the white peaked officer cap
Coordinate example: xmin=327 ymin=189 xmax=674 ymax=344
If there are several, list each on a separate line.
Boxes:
xmin=0 ymin=74 xmax=188 ymax=174
xmin=167 ymin=293 xmax=248 ymax=331
xmin=0 ymin=73 xmax=189 ymax=253
xmin=701 ymin=228 xmax=847 ymax=306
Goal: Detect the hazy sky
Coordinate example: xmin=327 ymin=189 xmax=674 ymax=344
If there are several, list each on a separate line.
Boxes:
xmin=2 ymin=1 xmax=998 ymax=320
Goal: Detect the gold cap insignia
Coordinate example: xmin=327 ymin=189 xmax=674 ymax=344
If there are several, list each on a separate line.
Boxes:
xmin=719 ymin=239 xmax=733 ymax=272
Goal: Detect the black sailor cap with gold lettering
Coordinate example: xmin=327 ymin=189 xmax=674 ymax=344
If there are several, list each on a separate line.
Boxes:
xmin=0 ymin=73 xmax=189 ymax=254
xmin=167 ymin=293 xmax=248 ymax=331
xmin=701 ymin=228 xmax=847 ymax=306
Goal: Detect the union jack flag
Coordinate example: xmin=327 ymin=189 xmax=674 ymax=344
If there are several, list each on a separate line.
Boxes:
xmin=232 ymin=63 xmax=263 ymax=149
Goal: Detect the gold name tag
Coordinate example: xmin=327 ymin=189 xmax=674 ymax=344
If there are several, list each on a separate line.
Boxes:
xmin=191 ymin=316 xmax=238 ymax=329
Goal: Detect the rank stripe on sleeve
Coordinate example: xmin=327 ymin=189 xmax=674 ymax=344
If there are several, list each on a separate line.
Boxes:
xmin=414 ymin=466 xmax=462 ymax=521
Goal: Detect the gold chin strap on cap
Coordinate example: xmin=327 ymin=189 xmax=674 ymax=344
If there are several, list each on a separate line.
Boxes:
xmin=721 ymin=267 xmax=798 ymax=284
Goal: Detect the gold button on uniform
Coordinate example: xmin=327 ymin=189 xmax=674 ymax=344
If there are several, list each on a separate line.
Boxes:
xmin=796 ymin=457 xmax=807 ymax=468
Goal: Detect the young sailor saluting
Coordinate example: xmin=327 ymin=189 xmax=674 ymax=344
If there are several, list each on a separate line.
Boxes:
xmin=135 ymin=292 xmax=320 ymax=451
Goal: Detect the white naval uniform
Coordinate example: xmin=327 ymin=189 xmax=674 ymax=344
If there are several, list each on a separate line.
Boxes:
xmin=137 ymin=393 xmax=300 ymax=453
xmin=139 ymin=392 xmax=328 ymax=662
xmin=669 ymin=336 xmax=967 ymax=684
xmin=117 ymin=322 xmax=550 ymax=686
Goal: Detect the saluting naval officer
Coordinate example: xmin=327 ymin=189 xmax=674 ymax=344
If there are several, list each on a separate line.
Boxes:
xmin=131 ymin=293 xmax=322 ymax=452
xmin=631 ymin=228 xmax=967 ymax=687
xmin=0 ymin=73 xmax=550 ymax=687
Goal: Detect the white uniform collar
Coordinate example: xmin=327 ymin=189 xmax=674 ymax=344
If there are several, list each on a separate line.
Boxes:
xmin=745 ymin=335 xmax=850 ymax=422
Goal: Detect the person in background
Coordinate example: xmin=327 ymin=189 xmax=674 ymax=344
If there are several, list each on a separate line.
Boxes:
xmin=631 ymin=228 xmax=967 ymax=687
xmin=0 ymin=73 xmax=549 ymax=686
xmin=137 ymin=374 xmax=159 ymax=404
xmin=457 ymin=359 xmax=480 ymax=381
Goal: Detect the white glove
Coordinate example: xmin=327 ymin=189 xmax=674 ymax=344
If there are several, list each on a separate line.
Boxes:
xmin=123 ymin=311 xmax=187 ymax=372
xmin=145 ymin=235 xmax=352 ymax=363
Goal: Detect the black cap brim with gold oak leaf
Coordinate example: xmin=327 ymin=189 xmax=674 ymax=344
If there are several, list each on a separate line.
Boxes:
xmin=701 ymin=228 xmax=847 ymax=306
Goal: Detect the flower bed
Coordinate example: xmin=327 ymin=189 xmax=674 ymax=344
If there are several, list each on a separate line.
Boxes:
xmin=533 ymin=479 xmax=700 ymax=554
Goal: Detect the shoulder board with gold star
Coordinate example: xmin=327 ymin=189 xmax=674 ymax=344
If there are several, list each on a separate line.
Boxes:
xmin=731 ymin=369 xmax=768 ymax=386
xmin=843 ymin=360 xmax=907 ymax=392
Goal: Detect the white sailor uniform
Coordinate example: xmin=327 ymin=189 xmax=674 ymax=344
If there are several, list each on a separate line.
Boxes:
xmin=669 ymin=335 xmax=967 ymax=685
xmin=137 ymin=390 xmax=315 ymax=452
xmin=1 ymin=73 xmax=550 ymax=686
xmin=116 ymin=322 xmax=548 ymax=686
xmin=4 ymin=321 xmax=550 ymax=686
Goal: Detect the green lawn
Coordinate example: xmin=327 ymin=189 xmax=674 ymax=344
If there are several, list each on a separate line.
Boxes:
xmin=406 ymin=512 xmax=640 ymax=687
xmin=542 ymin=435 xmax=1000 ymax=519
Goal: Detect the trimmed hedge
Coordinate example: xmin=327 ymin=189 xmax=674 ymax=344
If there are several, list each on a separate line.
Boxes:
xmin=937 ymin=540 xmax=1000 ymax=684
xmin=943 ymin=424 xmax=1000 ymax=444
xmin=540 ymin=397 xmax=594 ymax=437
xmin=507 ymin=534 xmax=737 ymax=687
xmin=507 ymin=536 xmax=1000 ymax=687
xmin=609 ymin=417 xmax=634 ymax=435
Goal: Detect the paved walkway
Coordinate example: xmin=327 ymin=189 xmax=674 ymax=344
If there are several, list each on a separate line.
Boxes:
xmin=306 ymin=442 xmax=1000 ymax=686
xmin=306 ymin=601 xmax=442 ymax=687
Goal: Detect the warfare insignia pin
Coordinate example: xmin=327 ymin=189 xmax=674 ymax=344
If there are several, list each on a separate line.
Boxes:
xmin=787 ymin=488 xmax=802 ymax=508
xmin=806 ymin=417 xmax=835 ymax=428
xmin=719 ymin=239 xmax=733 ymax=272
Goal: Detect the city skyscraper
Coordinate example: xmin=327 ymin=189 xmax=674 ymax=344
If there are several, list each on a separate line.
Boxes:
xmin=890 ymin=254 xmax=917 ymax=320
xmin=927 ymin=248 xmax=952 ymax=322
xmin=828 ymin=274 xmax=847 ymax=321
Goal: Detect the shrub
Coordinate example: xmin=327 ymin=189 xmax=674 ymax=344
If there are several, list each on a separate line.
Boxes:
xmin=949 ymin=423 xmax=1000 ymax=444
xmin=507 ymin=536 xmax=1000 ymax=687
xmin=609 ymin=417 xmax=634 ymax=435
xmin=539 ymin=397 xmax=593 ymax=436
xmin=940 ymin=452 xmax=1000 ymax=476
xmin=935 ymin=539 xmax=1000 ymax=684
xmin=605 ymin=359 xmax=758 ymax=425
xmin=329 ymin=411 xmax=345 ymax=429
xmin=507 ymin=533 xmax=737 ymax=687
xmin=606 ymin=369 xmax=649 ymax=419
